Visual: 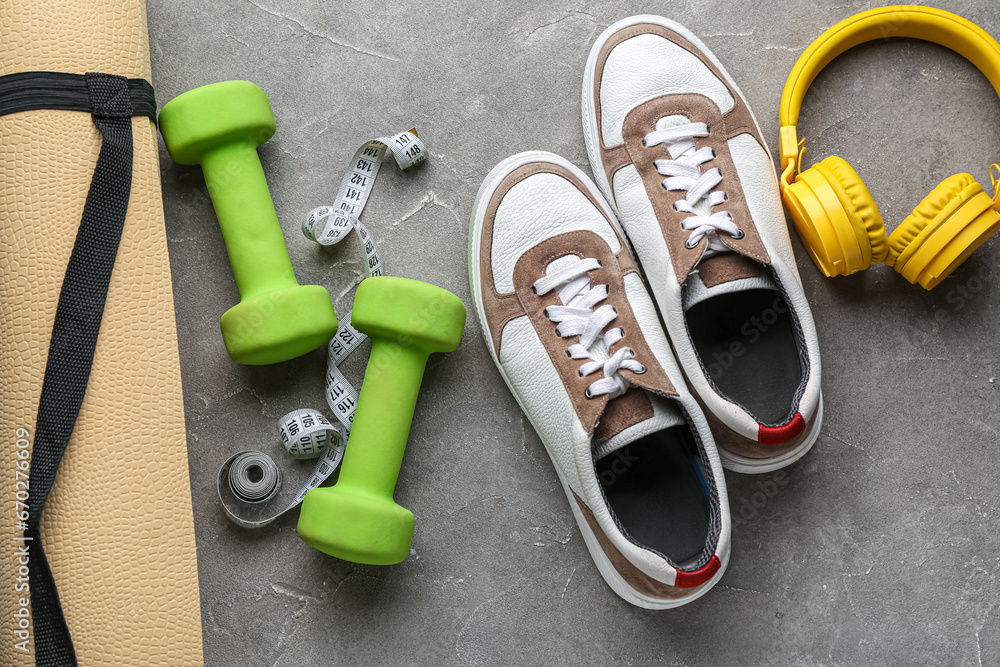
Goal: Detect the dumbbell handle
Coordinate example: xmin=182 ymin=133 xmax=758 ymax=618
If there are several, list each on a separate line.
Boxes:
xmin=336 ymin=340 xmax=429 ymax=499
xmin=200 ymin=141 xmax=298 ymax=299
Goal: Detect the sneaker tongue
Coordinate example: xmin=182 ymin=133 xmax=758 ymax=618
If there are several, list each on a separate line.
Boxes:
xmin=593 ymin=391 xmax=686 ymax=460
xmin=683 ymin=254 xmax=778 ymax=312
xmin=546 ymin=254 xmax=580 ymax=275
xmin=656 ymin=113 xmax=691 ymax=134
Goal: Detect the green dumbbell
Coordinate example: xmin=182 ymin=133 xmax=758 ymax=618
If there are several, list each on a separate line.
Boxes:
xmin=158 ymin=80 xmax=338 ymax=365
xmin=297 ymin=276 xmax=466 ymax=564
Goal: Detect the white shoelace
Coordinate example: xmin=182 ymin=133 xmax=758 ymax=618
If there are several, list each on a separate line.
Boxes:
xmin=533 ymin=256 xmax=646 ymax=400
xmin=644 ymin=120 xmax=744 ymax=255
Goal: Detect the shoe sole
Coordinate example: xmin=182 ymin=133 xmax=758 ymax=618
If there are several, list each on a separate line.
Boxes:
xmin=468 ymin=151 xmax=729 ymax=609
xmin=582 ymin=15 xmax=819 ymax=474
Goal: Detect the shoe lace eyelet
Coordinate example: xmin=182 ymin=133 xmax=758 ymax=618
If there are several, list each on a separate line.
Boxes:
xmin=732 ymin=229 xmax=745 ymax=240
xmin=585 ymin=387 xmax=595 ymax=399
xmin=634 ymin=364 xmax=647 ymax=375
xmin=672 ymin=201 xmax=681 ymax=212
xmin=685 ymin=238 xmax=698 ymax=249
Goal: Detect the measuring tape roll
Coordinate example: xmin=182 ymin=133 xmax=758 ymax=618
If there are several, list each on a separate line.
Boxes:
xmin=217 ymin=408 xmax=344 ymax=528
xmin=227 ymin=452 xmax=281 ymax=503
xmin=217 ymin=129 xmax=428 ymax=528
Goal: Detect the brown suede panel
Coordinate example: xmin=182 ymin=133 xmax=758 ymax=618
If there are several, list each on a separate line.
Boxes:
xmin=600 ymin=144 xmax=632 ymax=193
xmin=722 ymin=101 xmax=757 ymax=142
xmin=615 ymin=240 xmax=640 ymax=276
xmin=512 ymin=230 xmax=678 ymax=435
xmin=621 ymin=93 xmax=771 ymax=286
xmin=696 ymin=392 xmax=818 ymax=459
xmin=571 ymin=489 xmax=706 ymax=601
xmin=594 ymin=387 xmax=653 ymax=444
xmin=482 ymin=292 xmax=522 ymax=356
xmin=478 ymin=161 xmax=633 ymax=354
xmin=697 ymin=253 xmax=762 ymax=288
xmin=478 ymin=161 xmax=530 ymax=354
xmin=592 ymin=22 xmax=766 ymax=194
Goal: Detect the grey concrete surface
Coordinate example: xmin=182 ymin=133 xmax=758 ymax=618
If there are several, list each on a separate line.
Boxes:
xmin=148 ymin=1 xmax=1000 ymax=664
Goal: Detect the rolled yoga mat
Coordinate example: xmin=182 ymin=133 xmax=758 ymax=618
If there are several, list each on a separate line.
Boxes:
xmin=0 ymin=1 xmax=204 ymax=665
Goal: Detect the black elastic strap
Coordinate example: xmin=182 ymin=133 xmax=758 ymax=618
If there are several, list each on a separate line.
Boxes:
xmin=15 ymin=71 xmax=152 ymax=667
xmin=0 ymin=71 xmax=156 ymax=121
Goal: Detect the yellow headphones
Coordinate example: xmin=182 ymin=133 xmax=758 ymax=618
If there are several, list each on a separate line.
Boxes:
xmin=779 ymin=5 xmax=1000 ymax=289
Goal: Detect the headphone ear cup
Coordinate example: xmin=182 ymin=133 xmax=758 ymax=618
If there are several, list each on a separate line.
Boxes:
xmin=888 ymin=173 xmax=1000 ymax=289
xmin=815 ymin=156 xmax=888 ymax=265
xmin=781 ymin=155 xmax=885 ymax=277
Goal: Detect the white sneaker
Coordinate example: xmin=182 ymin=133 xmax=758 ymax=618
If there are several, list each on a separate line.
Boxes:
xmin=582 ymin=15 xmax=823 ymax=474
xmin=469 ymin=151 xmax=730 ymax=608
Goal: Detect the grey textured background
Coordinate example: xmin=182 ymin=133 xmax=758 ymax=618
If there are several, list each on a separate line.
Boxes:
xmin=148 ymin=1 xmax=1000 ymax=665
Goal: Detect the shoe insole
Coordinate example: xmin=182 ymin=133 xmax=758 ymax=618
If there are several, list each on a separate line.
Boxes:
xmin=685 ymin=288 xmax=802 ymax=424
xmin=595 ymin=426 xmax=710 ymax=564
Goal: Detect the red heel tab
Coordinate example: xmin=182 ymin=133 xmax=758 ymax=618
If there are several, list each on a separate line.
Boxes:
xmin=758 ymin=412 xmax=806 ymax=444
xmin=674 ymin=555 xmax=721 ymax=588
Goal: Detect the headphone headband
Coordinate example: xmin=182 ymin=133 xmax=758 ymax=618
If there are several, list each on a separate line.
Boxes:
xmin=778 ymin=6 xmax=1000 ymax=179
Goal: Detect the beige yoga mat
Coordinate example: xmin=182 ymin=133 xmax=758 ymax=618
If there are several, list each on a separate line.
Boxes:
xmin=0 ymin=1 xmax=204 ymax=664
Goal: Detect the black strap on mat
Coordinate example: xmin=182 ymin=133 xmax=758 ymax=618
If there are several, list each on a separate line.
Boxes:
xmin=0 ymin=71 xmax=156 ymax=120
xmin=3 ymin=71 xmax=155 ymax=667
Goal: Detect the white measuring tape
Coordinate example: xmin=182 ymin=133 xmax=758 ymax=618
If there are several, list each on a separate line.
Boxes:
xmin=218 ymin=129 xmax=428 ymax=528
xmin=305 ymin=129 xmax=426 ymax=441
